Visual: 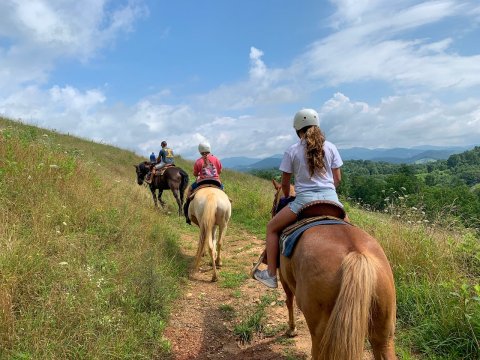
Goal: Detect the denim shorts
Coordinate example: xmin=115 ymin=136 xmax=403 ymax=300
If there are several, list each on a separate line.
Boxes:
xmin=288 ymin=188 xmax=343 ymax=214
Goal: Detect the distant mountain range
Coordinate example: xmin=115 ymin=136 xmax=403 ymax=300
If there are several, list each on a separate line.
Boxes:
xmin=223 ymin=145 xmax=475 ymax=171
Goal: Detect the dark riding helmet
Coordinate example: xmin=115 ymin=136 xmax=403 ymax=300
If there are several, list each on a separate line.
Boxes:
xmin=161 ymin=141 xmax=167 ymax=147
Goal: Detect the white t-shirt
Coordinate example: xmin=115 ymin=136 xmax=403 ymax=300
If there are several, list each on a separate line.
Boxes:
xmin=279 ymin=140 xmax=343 ymax=193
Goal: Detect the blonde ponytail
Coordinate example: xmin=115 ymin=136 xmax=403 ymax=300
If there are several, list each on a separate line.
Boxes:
xmin=304 ymin=126 xmax=326 ymax=177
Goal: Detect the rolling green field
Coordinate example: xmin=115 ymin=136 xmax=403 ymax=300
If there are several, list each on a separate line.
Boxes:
xmin=1 ymin=117 xmax=478 ymax=359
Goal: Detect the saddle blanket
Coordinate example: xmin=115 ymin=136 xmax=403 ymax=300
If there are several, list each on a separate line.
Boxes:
xmin=280 ymin=217 xmax=348 ymax=257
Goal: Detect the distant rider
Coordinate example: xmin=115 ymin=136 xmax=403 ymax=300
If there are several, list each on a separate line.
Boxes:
xmin=149 ymin=151 xmax=157 ymax=164
xmin=146 ymin=141 xmax=175 ymax=184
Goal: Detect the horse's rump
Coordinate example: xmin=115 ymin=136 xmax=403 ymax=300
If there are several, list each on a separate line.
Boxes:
xmin=189 ymin=187 xmax=231 ymax=224
xmin=281 ymin=224 xmax=396 ymax=360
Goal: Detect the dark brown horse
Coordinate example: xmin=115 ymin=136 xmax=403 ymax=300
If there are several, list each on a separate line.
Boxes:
xmin=270 ymin=180 xmax=397 ymax=360
xmin=134 ymin=162 xmax=189 ymax=215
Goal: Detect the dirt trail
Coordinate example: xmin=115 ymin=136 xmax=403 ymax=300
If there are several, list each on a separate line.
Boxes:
xmin=163 ymin=223 xmax=374 ymax=360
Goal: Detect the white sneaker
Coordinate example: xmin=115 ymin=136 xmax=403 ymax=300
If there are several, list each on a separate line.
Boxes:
xmin=253 ymin=269 xmax=278 ymax=288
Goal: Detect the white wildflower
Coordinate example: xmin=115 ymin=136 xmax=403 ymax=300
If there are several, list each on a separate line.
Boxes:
xmin=59 ymin=262 xmax=68 ymax=266
xmin=62 ymin=221 xmax=67 ymax=226
xmin=49 ymin=164 xmax=59 ymax=169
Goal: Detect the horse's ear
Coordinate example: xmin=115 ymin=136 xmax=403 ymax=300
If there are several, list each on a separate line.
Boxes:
xmin=272 ymin=179 xmax=281 ymax=190
xmin=134 ymin=165 xmax=138 ymax=168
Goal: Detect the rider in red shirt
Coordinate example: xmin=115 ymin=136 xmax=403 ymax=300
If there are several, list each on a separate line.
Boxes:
xmin=184 ymin=142 xmax=224 ymax=224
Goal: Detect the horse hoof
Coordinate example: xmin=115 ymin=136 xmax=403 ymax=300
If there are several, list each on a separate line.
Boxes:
xmin=286 ymin=328 xmax=298 ymax=337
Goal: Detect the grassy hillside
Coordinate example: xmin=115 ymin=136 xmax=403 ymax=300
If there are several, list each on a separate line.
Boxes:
xmin=1 ymin=117 xmax=479 ymax=359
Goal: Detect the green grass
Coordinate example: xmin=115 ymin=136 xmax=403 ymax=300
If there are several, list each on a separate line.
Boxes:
xmin=219 ymin=271 xmax=249 ymax=289
xmin=218 ymin=304 xmax=236 ymax=320
xmin=233 ymin=292 xmax=277 ymax=343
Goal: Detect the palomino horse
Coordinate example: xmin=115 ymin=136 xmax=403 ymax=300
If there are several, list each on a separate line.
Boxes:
xmin=188 ymin=186 xmax=231 ymax=282
xmin=134 ymin=162 xmax=189 ymax=216
xmin=270 ymin=180 xmax=397 ymax=360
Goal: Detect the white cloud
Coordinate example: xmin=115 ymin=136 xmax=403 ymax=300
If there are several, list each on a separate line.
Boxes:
xmin=301 ymin=0 xmax=480 ymax=91
xmin=0 ymin=0 xmax=147 ymax=94
xmin=320 ymin=93 xmax=480 ymax=149
xmin=249 ymin=46 xmax=267 ymax=79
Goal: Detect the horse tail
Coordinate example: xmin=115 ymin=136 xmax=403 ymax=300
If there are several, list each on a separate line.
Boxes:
xmin=318 ymin=252 xmax=377 ymax=360
xmin=194 ymin=193 xmax=217 ymax=270
xmin=179 ymin=169 xmax=189 ymax=203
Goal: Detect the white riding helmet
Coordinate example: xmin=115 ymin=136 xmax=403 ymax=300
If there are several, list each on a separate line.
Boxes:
xmin=198 ymin=142 xmax=211 ymax=153
xmin=293 ymin=108 xmax=319 ymax=131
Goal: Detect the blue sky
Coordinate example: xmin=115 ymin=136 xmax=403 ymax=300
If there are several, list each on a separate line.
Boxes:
xmin=0 ymin=0 xmax=479 ymax=160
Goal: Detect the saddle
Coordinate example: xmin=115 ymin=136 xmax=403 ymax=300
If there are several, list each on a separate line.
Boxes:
xmin=156 ymin=164 xmax=175 ymax=176
xmin=297 ymin=200 xmax=346 ymax=220
xmin=251 ymin=200 xmax=349 ymax=273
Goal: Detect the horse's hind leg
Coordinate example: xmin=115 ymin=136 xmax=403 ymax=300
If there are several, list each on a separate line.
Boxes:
xmin=369 ymin=310 xmax=396 ymax=360
xmin=215 ymin=222 xmax=228 ymax=268
xmin=370 ymin=322 xmax=396 ymax=360
xmin=171 ymin=187 xmax=183 ymax=216
xmin=369 ymin=276 xmax=397 ymax=359
xmin=205 ymin=225 xmax=218 ymax=282
xmin=280 ymin=275 xmax=297 ymax=337
xmin=150 ymin=189 xmax=158 ymax=207
xmin=158 ymin=190 xmax=166 ymax=207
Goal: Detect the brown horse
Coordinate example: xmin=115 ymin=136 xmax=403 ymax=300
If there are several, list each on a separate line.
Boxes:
xmin=188 ymin=186 xmax=231 ymax=282
xmin=270 ymin=180 xmax=397 ymax=360
xmin=134 ymin=162 xmax=189 ymax=216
